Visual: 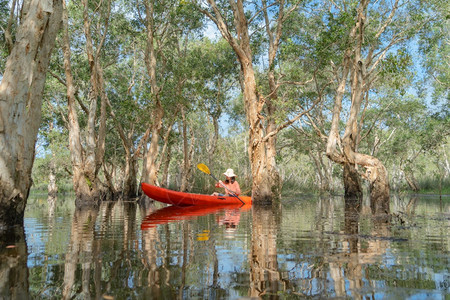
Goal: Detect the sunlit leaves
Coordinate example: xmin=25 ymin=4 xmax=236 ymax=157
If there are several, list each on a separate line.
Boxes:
xmin=379 ymin=48 xmax=414 ymax=93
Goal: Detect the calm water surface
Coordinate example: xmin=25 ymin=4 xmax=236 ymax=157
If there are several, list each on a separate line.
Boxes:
xmin=2 ymin=194 xmax=449 ymax=299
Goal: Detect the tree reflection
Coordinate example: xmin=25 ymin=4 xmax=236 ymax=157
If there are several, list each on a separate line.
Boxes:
xmin=140 ymin=203 xmax=176 ymax=298
xmin=62 ymin=205 xmax=100 ymax=300
xmin=327 ymin=196 xmax=391 ymax=299
xmin=140 ymin=205 xmax=250 ymax=298
xmin=0 ymin=227 xmax=30 ymax=300
xmin=249 ymin=204 xmax=281 ymax=297
xmin=61 ymin=201 xmax=141 ymax=299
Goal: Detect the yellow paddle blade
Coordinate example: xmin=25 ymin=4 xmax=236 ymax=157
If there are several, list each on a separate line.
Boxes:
xmin=197 ymin=163 xmax=211 ymax=175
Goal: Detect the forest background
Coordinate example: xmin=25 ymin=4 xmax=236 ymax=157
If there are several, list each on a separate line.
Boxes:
xmin=1 ymin=0 xmax=448 ymax=206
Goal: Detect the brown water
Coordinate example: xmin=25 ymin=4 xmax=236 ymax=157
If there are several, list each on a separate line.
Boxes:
xmin=1 ymin=194 xmax=448 ymax=299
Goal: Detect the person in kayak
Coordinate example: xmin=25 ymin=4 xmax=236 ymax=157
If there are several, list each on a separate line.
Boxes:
xmin=212 ymin=169 xmax=241 ymax=196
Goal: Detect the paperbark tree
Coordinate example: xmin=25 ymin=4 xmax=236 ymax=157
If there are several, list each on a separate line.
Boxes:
xmin=324 ymin=0 xmax=419 ymax=211
xmin=61 ymin=0 xmax=111 ymax=204
xmin=0 ymin=0 xmax=62 ymax=229
xmin=180 ymin=106 xmax=196 ymax=191
xmin=197 ymin=0 xmax=313 ymax=203
xmin=140 ymin=0 xmax=167 ymax=186
xmin=140 ymin=0 xmax=202 ymax=190
xmin=80 ymin=0 xmax=110 ymax=202
xmin=104 ymin=96 xmax=151 ymax=198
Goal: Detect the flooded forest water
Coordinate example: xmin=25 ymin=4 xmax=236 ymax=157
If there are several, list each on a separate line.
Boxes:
xmin=1 ymin=194 xmax=449 ymax=299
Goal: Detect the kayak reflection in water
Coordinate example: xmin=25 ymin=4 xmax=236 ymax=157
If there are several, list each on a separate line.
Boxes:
xmin=212 ymin=168 xmax=242 ymax=197
xmin=217 ymin=209 xmax=241 ymax=238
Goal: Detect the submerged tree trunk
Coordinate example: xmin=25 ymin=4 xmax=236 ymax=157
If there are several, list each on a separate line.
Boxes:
xmin=199 ymin=0 xmax=308 ymax=203
xmin=326 ymin=0 xmax=394 ymax=206
xmin=62 ymin=0 xmax=111 ymax=205
xmin=343 ymin=163 xmax=363 ymax=199
xmin=199 ymin=1 xmax=274 ymax=203
xmin=362 ymin=159 xmax=390 ymax=214
xmin=0 ymin=0 xmax=62 ymax=228
xmin=141 ymin=0 xmax=166 ymax=189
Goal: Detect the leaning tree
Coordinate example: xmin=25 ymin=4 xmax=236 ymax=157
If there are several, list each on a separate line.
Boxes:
xmin=323 ymin=0 xmax=428 ymax=213
xmin=196 ymin=0 xmax=319 ymax=203
xmin=0 ymin=0 xmax=62 ymax=228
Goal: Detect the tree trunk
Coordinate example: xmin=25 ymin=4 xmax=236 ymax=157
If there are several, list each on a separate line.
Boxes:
xmin=199 ymin=0 xmax=290 ymax=203
xmin=326 ymin=0 xmax=391 ymax=204
xmin=62 ymin=1 xmax=91 ymax=203
xmin=47 ymin=121 xmax=58 ymax=202
xmin=142 ymin=102 xmax=164 ymax=186
xmin=263 ymin=0 xmax=283 ymax=200
xmin=0 ymin=0 xmax=62 ymax=229
xmin=47 ymin=152 xmax=58 ymax=201
xmin=343 ymin=163 xmax=363 ymax=199
xmin=245 ymin=64 xmax=274 ymax=203
xmin=141 ymin=0 xmax=165 ymax=188
xmin=310 ymin=150 xmax=331 ymax=192
xmin=180 ymin=107 xmax=195 ymax=192
xmin=400 ymin=162 xmax=420 ymax=192
xmin=61 ymin=0 xmax=112 ymax=205
xmin=160 ymin=146 xmax=172 ymax=188
xmin=123 ymin=154 xmax=138 ymax=198
xmin=367 ymin=162 xmax=390 ymax=215
xmin=80 ymin=0 xmax=110 ymax=203
xmin=207 ymin=114 xmax=219 ymax=167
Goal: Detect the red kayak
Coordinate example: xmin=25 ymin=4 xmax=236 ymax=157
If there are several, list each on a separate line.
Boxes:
xmin=141 ymin=183 xmax=252 ymax=206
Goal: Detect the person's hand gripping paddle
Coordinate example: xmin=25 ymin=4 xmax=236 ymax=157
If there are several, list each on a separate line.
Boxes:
xmin=197 ymin=163 xmax=245 ymax=205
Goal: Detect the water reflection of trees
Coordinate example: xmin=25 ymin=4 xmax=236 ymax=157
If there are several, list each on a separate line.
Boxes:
xmin=22 ymin=194 xmax=447 ymax=298
xmin=139 ymin=206 xmax=231 ymax=298
xmin=62 ymin=206 xmax=100 ymax=299
xmin=327 ymin=197 xmax=391 ymax=299
xmin=245 ymin=196 xmax=393 ymax=298
xmin=62 ymin=201 xmax=140 ymax=299
xmin=0 ymin=227 xmax=29 ymax=300
xmin=249 ymin=205 xmax=281 ymax=297
xmin=60 ymin=201 xmax=243 ymax=299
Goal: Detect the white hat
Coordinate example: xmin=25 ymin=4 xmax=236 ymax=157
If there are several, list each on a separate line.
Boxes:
xmin=223 ymin=169 xmax=237 ymax=177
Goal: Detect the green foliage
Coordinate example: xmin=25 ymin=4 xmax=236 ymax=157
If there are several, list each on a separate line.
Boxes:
xmin=380 ymin=48 xmax=414 ymax=93
xmin=416 ymin=0 xmax=450 ymax=105
xmin=0 ymin=0 xmax=15 ymax=71
xmin=27 ymin=0 xmax=449 ymax=198
xmin=313 ymin=10 xmax=355 ymax=66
